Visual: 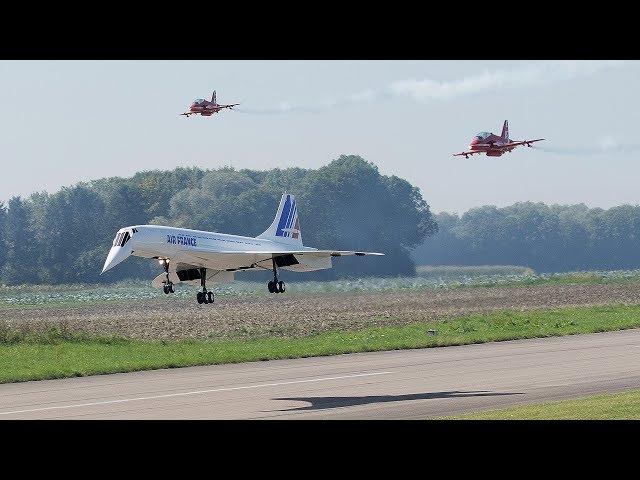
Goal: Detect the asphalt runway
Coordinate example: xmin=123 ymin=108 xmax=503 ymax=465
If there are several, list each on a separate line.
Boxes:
xmin=1 ymin=329 xmax=639 ymax=419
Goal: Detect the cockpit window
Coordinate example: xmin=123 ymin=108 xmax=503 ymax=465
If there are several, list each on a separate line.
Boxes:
xmin=194 ymin=98 xmax=205 ymax=104
xmin=475 ymin=132 xmax=491 ymax=139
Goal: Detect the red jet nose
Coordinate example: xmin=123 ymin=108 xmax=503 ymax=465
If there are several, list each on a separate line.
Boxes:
xmin=469 ymin=137 xmax=479 ymax=145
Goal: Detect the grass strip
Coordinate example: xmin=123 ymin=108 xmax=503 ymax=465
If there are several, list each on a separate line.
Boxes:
xmin=1 ymin=304 xmax=640 ymax=384
xmin=446 ymin=389 xmax=640 ymax=420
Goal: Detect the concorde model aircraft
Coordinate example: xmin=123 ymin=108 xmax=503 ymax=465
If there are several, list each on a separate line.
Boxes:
xmin=101 ymin=193 xmax=384 ymax=304
xmin=453 ymin=120 xmax=544 ymax=158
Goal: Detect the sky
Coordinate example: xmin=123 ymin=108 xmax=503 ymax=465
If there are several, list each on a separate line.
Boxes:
xmin=0 ymin=60 xmax=638 ymax=213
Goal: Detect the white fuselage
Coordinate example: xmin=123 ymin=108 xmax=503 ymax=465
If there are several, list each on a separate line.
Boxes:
xmin=101 ymin=193 xmax=381 ymax=295
xmin=102 ymin=224 xmax=320 ymax=274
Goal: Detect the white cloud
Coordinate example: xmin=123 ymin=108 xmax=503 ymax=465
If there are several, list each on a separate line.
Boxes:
xmin=388 ymin=61 xmax=626 ymax=102
xmin=598 ymin=135 xmax=618 ymax=151
xmin=237 ymin=61 xmax=627 ymax=114
xmin=347 ymin=89 xmax=377 ymax=103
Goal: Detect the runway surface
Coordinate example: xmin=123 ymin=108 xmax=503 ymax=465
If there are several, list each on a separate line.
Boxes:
xmin=1 ymin=329 xmax=640 ymax=419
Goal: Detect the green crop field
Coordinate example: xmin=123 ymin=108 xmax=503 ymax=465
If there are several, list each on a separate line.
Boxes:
xmin=3 ymin=268 xmax=640 ymax=308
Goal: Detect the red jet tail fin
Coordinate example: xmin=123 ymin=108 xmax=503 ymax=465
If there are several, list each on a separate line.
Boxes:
xmin=211 ymin=90 xmax=217 ymax=105
xmin=501 ymin=120 xmax=509 ymax=141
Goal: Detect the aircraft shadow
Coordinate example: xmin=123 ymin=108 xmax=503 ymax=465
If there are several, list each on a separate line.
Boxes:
xmin=272 ymin=390 xmax=523 ymax=412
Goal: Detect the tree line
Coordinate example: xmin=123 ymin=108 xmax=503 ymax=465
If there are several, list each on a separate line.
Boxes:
xmin=413 ymin=202 xmax=640 ymax=272
xmin=0 ymin=156 xmax=437 ymax=285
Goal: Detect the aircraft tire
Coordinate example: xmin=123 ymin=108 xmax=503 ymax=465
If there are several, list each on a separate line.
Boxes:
xmin=207 ymin=291 xmax=214 ymax=303
xmin=169 ymin=284 xmax=174 ymax=293
xmin=163 ymin=285 xmax=170 ymax=294
xmin=197 ymin=292 xmax=204 ymax=304
xmin=278 ymin=281 xmax=285 ymax=293
xmin=268 ymin=281 xmax=275 ymax=293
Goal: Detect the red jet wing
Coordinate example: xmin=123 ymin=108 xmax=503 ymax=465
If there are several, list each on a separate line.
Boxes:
xmin=453 ymin=150 xmax=485 ymax=158
xmin=501 ymin=138 xmax=545 ymax=148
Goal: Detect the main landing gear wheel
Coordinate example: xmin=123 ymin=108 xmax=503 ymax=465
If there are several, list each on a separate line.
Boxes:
xmin=268 ymin=281 xmax=285 ymax=293
xmin=163 ymin=284 xmax=174 ymax=294
xmin=196 ymin=267 xmax=214 ymax=305
xmin=267 ymin=258 xmax=286 ymax=294
xmin=196 ymin=290 xmax=215 ymax=304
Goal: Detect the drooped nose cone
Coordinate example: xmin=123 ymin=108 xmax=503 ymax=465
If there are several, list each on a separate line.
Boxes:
xmin=101 ymin=245 xmax=132 ymax=274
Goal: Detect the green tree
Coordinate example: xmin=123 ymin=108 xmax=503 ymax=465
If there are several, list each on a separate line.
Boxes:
xmin=0 ymin=202 xmax=6 ymax=276
xmin=414 ymin=202 xmax=640 ymax=273
xmin=1 ymin=197 xmax=37 ymax=283
xmin=2 ymin=157 xmax=438 ymax=284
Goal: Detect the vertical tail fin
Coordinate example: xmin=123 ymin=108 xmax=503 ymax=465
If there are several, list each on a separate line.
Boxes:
xmin=212 ymin=90 xmax=217 ymax=104
xmin=257 ymin=193 xmax=303 ymax=245
xmin=501 ymin=120 xmax=509 ymax=141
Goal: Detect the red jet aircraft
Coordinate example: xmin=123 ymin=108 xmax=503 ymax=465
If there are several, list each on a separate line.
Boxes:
xmin=453 ymin=120 xmax=544 ymax=158
xmin=180 ymin=91 xmax=239 ymax=117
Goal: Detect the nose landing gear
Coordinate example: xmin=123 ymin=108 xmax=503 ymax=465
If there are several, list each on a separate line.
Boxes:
xmin=196 ymin=268 xmax=214 ymax=304
xmin=267 ymin=258 xmax=286 ymax=293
